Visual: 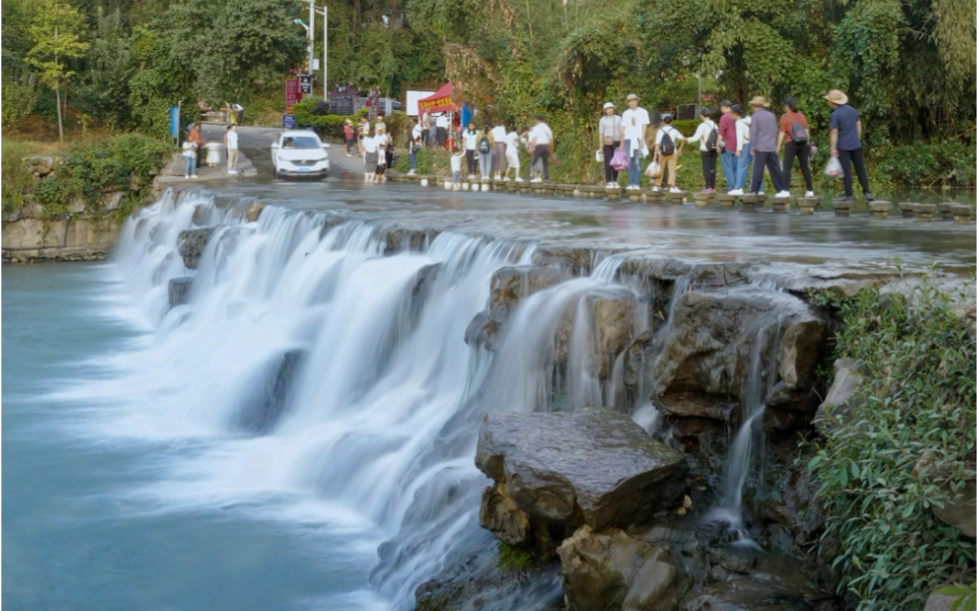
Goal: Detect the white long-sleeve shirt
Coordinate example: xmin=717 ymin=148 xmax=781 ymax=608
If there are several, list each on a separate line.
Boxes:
xmin=685 ymin=119 xmax=718 ymax=152
xmin=450 ymin=153 xmax=462 ymax=172
xmin=735 ymin=117 xmax=752 ymax=153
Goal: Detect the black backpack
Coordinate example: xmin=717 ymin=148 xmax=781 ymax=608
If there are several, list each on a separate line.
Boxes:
xmin=478 ymin=136 xmax=491 ymax=154
xmin=705 ymin=123 xmax=718 ymax=153
xmin=659 ymin=128 xmax=675 ymax=156
xmin=790 ymin=118 xmax=809 ymax=144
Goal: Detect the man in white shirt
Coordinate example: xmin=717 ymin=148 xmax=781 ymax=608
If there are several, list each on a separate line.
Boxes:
xmin=491 ymin=121 xmax=507 ymax=180
xmin=528 ymin=115 xmax=554 ymax=182
xmin=619 ymin=93 xmax=651 ymax=190
xmin=435 ymin=114 xmax=449 ymax=148
xmin=224 ymin=125 xmax=239 ymax=175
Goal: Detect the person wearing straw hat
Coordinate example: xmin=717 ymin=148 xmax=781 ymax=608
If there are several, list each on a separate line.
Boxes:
xmin=824 ymin=89 xmax=874 ymax=203
xmin=619 ymin=93 xmax=651 ymax=190
xmin=598 ymin=102 xmax=622 ymax=187
xmin=747 ymin=96 xmax=790 ymax=197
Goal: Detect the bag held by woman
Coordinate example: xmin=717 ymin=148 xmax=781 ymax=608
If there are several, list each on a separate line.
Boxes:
xmin=645 ymin=160 xmax=662 ymax=178
xmin=610 ymin=149 xmax=630 ymax=171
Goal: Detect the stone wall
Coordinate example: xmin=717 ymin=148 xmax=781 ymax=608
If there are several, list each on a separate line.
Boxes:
xmin=2 ymin=213 xmax=121 ymax=263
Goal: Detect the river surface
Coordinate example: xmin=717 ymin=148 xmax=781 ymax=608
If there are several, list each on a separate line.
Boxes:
xmin=3 ymin=175 xmax=974 ymax=611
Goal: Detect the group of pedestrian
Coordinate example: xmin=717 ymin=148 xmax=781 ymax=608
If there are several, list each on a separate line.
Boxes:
xmin=180 ymin=123 xmax=240 ymax=179
xmin=355 ymin=116 xmax=393 ymax=184
xmin=595 ymin=88 xmax=872 ymax=201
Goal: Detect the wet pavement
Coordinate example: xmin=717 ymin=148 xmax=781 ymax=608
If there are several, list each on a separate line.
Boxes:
xmin=171 ymin=126 xmax=977 ymax=275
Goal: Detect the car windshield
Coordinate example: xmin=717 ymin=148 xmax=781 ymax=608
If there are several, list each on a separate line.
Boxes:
xmin=282 ymin=137 xmax=320 ymax=149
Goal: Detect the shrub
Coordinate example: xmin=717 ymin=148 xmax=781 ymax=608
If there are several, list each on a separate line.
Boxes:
xmin=392 ymin=147 xmax=452 ymax=175
xmin=2 ymin=141 xmax=38 ymax=214
xmin=1 ymin=77 xmax=38 ymax=131
xmin=808 ymin=278 xmax=976 ymax=611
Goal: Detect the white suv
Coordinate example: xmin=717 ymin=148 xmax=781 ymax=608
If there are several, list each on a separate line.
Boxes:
xmin=272 ymin=130 xmax=330 ymax=179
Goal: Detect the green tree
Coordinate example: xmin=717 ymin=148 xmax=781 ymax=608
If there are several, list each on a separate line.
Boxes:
xmin=24 ymin=0 xmax=90 ymax=141
xmin=75 ymin=8 xmax=135 ymax=126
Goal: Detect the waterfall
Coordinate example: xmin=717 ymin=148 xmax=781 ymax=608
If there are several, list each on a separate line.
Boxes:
xmin=710 ymin=320 xmax=782 ymax=537
xmin=87 ymin=189 xmax=645 ymax=609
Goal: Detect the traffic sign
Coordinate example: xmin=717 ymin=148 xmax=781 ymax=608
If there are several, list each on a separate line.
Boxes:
xmin=282 ymin=115 xmax=296 ymax=129
xmin=299 ymin=75 xmax=313 ymax=96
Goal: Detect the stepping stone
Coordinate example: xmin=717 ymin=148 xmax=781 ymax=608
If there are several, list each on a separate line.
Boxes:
xmin=913 ymin=203 xmax=937 ymax=221
xmin=951 ymin=204 xmax=972 ymax=224
xmin=868 ymin=201 xmax=891 ymax=220
xmin=898 ymin=202 xmax=916 ymax=218
xmin=796 ymin=197 xmax=818 ymax=215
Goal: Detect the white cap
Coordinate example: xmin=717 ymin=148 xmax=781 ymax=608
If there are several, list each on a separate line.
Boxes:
xmin=603 ymin=102 xmax=616 ymax=110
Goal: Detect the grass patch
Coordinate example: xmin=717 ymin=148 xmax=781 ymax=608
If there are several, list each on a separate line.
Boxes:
xmin=498 ymin=541 xmax=535 ymax=571
xmin=807 ymin=276 xmax=976 ymax=611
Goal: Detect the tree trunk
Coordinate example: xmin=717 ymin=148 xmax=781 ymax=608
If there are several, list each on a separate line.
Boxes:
xmin=56 ymin=79 xmax=64 ymax=142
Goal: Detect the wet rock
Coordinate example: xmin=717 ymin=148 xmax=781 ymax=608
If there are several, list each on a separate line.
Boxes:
xmin=167 ymin=277 xmax=193 ymax=308
xmin=681 ymin=578 xmax=812 ymax=611
xmin=813 ymin=359 xmax=864 ymax=435
xmin=245 ymin=201 xmax=266 ymax=222
xmin=653 ymin=287 xmax=823 ymax=420
xmin=383 ymin=228 xmax=440 ymax=254
xmin=932 ymin=479 xmax=976 ymax=538
xmin=235 ymin=349 xmax=306 ymax=434
xmin=475 ymin=408 xmax=688 ymax=532
xmin=532 ymin=246 xmax=611 ymax=273
xmin=557 ymin=525 xmax=691 ymax=611
xmin=177 ymin=227 xmax=215 ymax=269
xmin=708 ymin=544 xmax=757 ymax=574
xmin=480 ymin=481 xmax=533 ymax=547
xmin=757 ymin=465 xmax=826 ymax=555
xmin=589 ymin=290 xmax=637 ymax=378
xmin=466 ymin=265 xmax=571 ymax=350
xmin=742 ymin=263 xmax=899 ymax=299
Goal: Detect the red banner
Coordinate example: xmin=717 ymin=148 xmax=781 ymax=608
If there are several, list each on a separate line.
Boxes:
xmin=285 ymin=79 xmax=301 ymax=114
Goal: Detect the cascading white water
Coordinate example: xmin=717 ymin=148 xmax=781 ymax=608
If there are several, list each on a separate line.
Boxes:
xmin=76 ymin=188 xmax=648 ymax=610
xmin=710 ymin=320 xmax=782 ymax=536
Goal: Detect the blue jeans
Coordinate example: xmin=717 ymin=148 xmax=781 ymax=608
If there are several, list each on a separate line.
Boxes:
xmin=720 ymin=150 xmax=736 ymax=190
xmin=624 ymin=139 xmax=641 ymax=186
xmin=183 ymin=155 xmax=194 ymax=176
xmin=409 ymin=150 xmax=416 ymax=170
xmin=733 ymin=144 xmax=763 ymax=191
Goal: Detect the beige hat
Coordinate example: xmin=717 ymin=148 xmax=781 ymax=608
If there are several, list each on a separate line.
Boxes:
xmin=626 ymin=93 xmax=639 ymax=102
xmin=748 ymin=96 xmax=770 ymax=108
xmin=823 ymin=89 xmax=849 ymax=105
xmin=603 ymin=102 xmax=616 ymax=110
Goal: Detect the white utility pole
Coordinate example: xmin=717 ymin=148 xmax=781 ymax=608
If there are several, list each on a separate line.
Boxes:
xmin=314 ymin=5 xmax=328 ymax=100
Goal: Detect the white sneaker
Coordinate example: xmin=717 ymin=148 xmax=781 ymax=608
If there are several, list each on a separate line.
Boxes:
xmin=531 ymin=178 xmax=542 ymax=183
xmin=185 ymin=174 xmax=190 ymax=180
xmin=515 ymin=177 xmax=523 ymax=182
xmin=651 ymin=186 xmax=660 ymax=192
xmin=503 ymin=176 xmax=510 ymax=182
xmin=775 ymin=190 xmax=791 ymax=198
xmin=727 ymin=189 xmax=744 ymax=196
xmin=228 ymin=170 xmax=238 ymax=175
xmin=758 ymin=190 xmax=765 ymax=195
xmin=191 ymin=174 xmax=198 ymax=179
xmin=804 ymin=190 xmax=814 ymax=197
xmin=408 ymin=169 xmax=416 ymax=175
xmin=670 ymin=187 xmax=682 ymax=193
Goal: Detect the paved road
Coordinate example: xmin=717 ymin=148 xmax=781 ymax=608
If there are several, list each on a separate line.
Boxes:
xmin=231 ymin=125 xmax=363 ymax=178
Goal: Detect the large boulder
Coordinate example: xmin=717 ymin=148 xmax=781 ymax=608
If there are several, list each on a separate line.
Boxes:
xmin=475 ymin=408 xmax=687 ymax=533
xmin=652 ymin=288 xmax=824 ymax=421
xmin=177 ymin=227 xmax=215 ymax=269
xmin=557 ymin=525 xmax=690 ymax=611
xmin=26 ymin=156 xmax=55 ymax=177
xmin=479 ymin=481 xmax=533 ymax=547
xmin=680 ymin=578 xmax=811 ymax=611
xmin=813 ymin=359 xmax=864 ymax=435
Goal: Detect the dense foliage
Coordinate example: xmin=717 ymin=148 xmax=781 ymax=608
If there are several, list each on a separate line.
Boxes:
xmin=2 ymin=134 xmax=173 ymax=219
xmin=808 ymin=279 xmax=976 ymax=610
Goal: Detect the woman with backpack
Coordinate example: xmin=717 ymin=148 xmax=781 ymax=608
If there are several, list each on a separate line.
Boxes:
xmin=684 ymin=107 xmax=719 ymax=193
xmin=463 ymin=122 xmax=479 ymax=179
xmin=476 ymin=122 xmax=494 ymax=180
xmin=777 ymin=97 xmax=814 ymax=197
xmin=597 ymin=102 xmax=622 ymax=187
xmin=652 ymin=115 xmax=685 ymax=192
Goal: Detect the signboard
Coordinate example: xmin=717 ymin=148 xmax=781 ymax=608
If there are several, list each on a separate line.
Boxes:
xmin=168 ymin=106 xmax=180 ymax=142
xmin=329 ymin=92 xmax=357 ymax=116
xmin=299 ymin=75 xmax=313 ymax=97
xmin=285 ymin=79 xmax=300 ymax=114
xmin=406 ymin=91 xmax=436 ymax=117
xmin=282 ymin=115 xmax=296 ymax=129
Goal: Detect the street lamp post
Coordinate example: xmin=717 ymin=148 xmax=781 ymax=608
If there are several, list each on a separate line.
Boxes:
xmin=314 ymin=5 xmax=327 ymax=100
xmin=293 ymin=17 xmax=313 ymax=99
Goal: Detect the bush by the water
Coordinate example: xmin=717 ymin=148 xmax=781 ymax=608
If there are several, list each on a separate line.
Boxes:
xmin=808 ymin=279 xmax=976 ymax=610
xmin=292 ymin=99 xmax=413 ymax=147
xmin=2 ymin=134 xmax=173 ymax=219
